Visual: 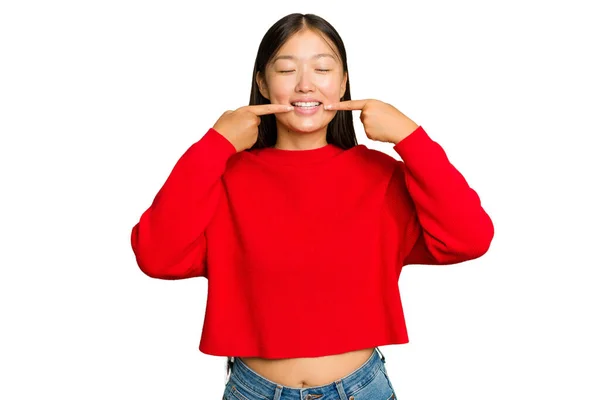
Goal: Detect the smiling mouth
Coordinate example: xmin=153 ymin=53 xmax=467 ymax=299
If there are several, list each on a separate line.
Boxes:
xmin=291 ymin=101 xmax=322 ymax=108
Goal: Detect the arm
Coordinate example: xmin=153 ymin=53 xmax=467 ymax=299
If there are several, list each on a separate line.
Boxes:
xmin=130 ymin=128 xmax=237 ymax=279
xmin=387 ymin=126 xmax=494 ymax=266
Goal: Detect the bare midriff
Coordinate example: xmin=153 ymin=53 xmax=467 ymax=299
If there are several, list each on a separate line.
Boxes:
xmin=238 ymin=347 xmax=376 ymax=388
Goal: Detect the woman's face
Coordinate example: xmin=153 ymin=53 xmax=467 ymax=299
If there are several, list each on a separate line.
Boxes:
xmin=257 ymin=29 xmax=347 ymax=135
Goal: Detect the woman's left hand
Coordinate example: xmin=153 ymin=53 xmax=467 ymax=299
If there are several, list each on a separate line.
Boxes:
xmin=324 ymin=99 xmax=419 ymax=144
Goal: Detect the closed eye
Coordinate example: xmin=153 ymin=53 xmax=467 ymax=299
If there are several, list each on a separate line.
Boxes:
xmin=278 ymin=69 xmax=331 ymax=73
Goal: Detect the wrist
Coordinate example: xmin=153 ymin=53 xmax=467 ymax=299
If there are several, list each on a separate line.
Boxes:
xmin=392 ymin=121 xmax=419 ymax=144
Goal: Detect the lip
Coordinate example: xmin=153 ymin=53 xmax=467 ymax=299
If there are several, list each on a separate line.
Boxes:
xmin=290 ymin=98 xmax=321 ymax=104
xmin=293 ymin=103 xmax=322 ymax=116
xmin=289 ymin=98 xmax=322 ymax=116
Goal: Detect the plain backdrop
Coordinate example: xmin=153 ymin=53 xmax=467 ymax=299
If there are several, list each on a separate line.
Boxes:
xmin=1 ymin=0 xmax=599 ymax=399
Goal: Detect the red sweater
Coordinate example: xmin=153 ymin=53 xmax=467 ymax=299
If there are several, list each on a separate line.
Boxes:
xmin=130 ymin=125 xmax=494 ymax=359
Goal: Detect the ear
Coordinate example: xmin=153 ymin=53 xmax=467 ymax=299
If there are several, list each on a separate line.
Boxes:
xmin=256 ymin=72 xmax=270 ymax=100
xmin=339 ymin=71 xmax=348 ymax=99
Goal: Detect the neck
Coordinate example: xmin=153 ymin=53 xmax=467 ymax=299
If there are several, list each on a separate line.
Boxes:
xmin=274 ymin=125 xmax=328 ymax=150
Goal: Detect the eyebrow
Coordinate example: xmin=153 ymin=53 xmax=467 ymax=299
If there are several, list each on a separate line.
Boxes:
xmin=271 ymin=53 xmax=337 ymax=62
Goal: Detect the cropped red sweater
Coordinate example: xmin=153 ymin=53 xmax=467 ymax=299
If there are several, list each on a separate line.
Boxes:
xmin=130 ymin=125 xmax=494 ymax=359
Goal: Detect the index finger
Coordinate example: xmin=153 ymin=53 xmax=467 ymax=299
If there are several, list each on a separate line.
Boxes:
xmin=242 ymin=104 xmax=294 ymax=116
xmin=324 ymin=99 xmax=369 ymax=111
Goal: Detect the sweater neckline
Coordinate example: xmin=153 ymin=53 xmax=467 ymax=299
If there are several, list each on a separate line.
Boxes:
xmin=255 ymin=143 xmax=344 ymax=165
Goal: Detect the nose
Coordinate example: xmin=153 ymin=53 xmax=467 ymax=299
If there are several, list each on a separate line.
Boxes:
xmin=295 ymin=67 xmax=315 ymax=93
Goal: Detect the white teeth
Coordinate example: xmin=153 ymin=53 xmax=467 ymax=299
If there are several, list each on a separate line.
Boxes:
xmin=292 ymin=101 xmax=320 ymax=107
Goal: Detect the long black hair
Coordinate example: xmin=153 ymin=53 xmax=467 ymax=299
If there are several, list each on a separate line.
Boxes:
xmin=249 ymin=13 xmax=358 ymax=150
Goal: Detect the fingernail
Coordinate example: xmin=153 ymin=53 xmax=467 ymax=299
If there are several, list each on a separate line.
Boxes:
xmin=324 ymin=104 xmax=331 ymax=110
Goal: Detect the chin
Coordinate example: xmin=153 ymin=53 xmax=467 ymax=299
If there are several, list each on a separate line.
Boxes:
xmin=286 ymin=118 xmax=331 ymax=134
xmin=289 ymin=124 xmax=321 ymax=133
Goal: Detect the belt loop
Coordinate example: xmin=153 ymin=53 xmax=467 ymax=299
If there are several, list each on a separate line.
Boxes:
xmin=376 ymin=347 xmax=386 ymax=363
xmin=334 ymin=379 xmax=349 ymax=400
xmin=273 ymin=384 xmax=283 ymax=400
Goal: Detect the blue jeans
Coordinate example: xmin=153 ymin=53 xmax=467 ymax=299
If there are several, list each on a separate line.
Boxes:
xmin=223 ymin=347 xmax=397 ymax=400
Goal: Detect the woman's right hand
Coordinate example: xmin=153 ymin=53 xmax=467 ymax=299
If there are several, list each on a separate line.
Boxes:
xmin=212 ymin=104 xmax=294 ymax=152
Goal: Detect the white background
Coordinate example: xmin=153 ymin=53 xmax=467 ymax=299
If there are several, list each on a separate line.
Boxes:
xmin=1 ymin=0 xmax=599 ymax=399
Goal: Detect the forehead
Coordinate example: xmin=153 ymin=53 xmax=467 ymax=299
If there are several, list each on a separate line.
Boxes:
xmin=272 ymin=29 xmax=340 ymax=62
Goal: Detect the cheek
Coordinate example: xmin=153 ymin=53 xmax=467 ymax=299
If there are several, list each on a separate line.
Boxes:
xmin=267 ymin=78 xmax=295 ymax=102
xmin=317 ymin=79 xmax=343 ymax=100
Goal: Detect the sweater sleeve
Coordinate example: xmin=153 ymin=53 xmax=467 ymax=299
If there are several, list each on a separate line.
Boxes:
xmin=387 ymin=126 xmax=494 ymax=266
xmin=130 ymin=128 xmax=237 ymax=279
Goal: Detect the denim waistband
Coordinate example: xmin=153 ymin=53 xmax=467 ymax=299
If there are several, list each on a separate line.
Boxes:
xmin=226 ymin=347 xmax=386 ymax=399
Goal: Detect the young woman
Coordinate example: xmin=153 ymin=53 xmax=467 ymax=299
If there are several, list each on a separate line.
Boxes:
xmin=130 ymin=12 xmax=494 ymax=400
